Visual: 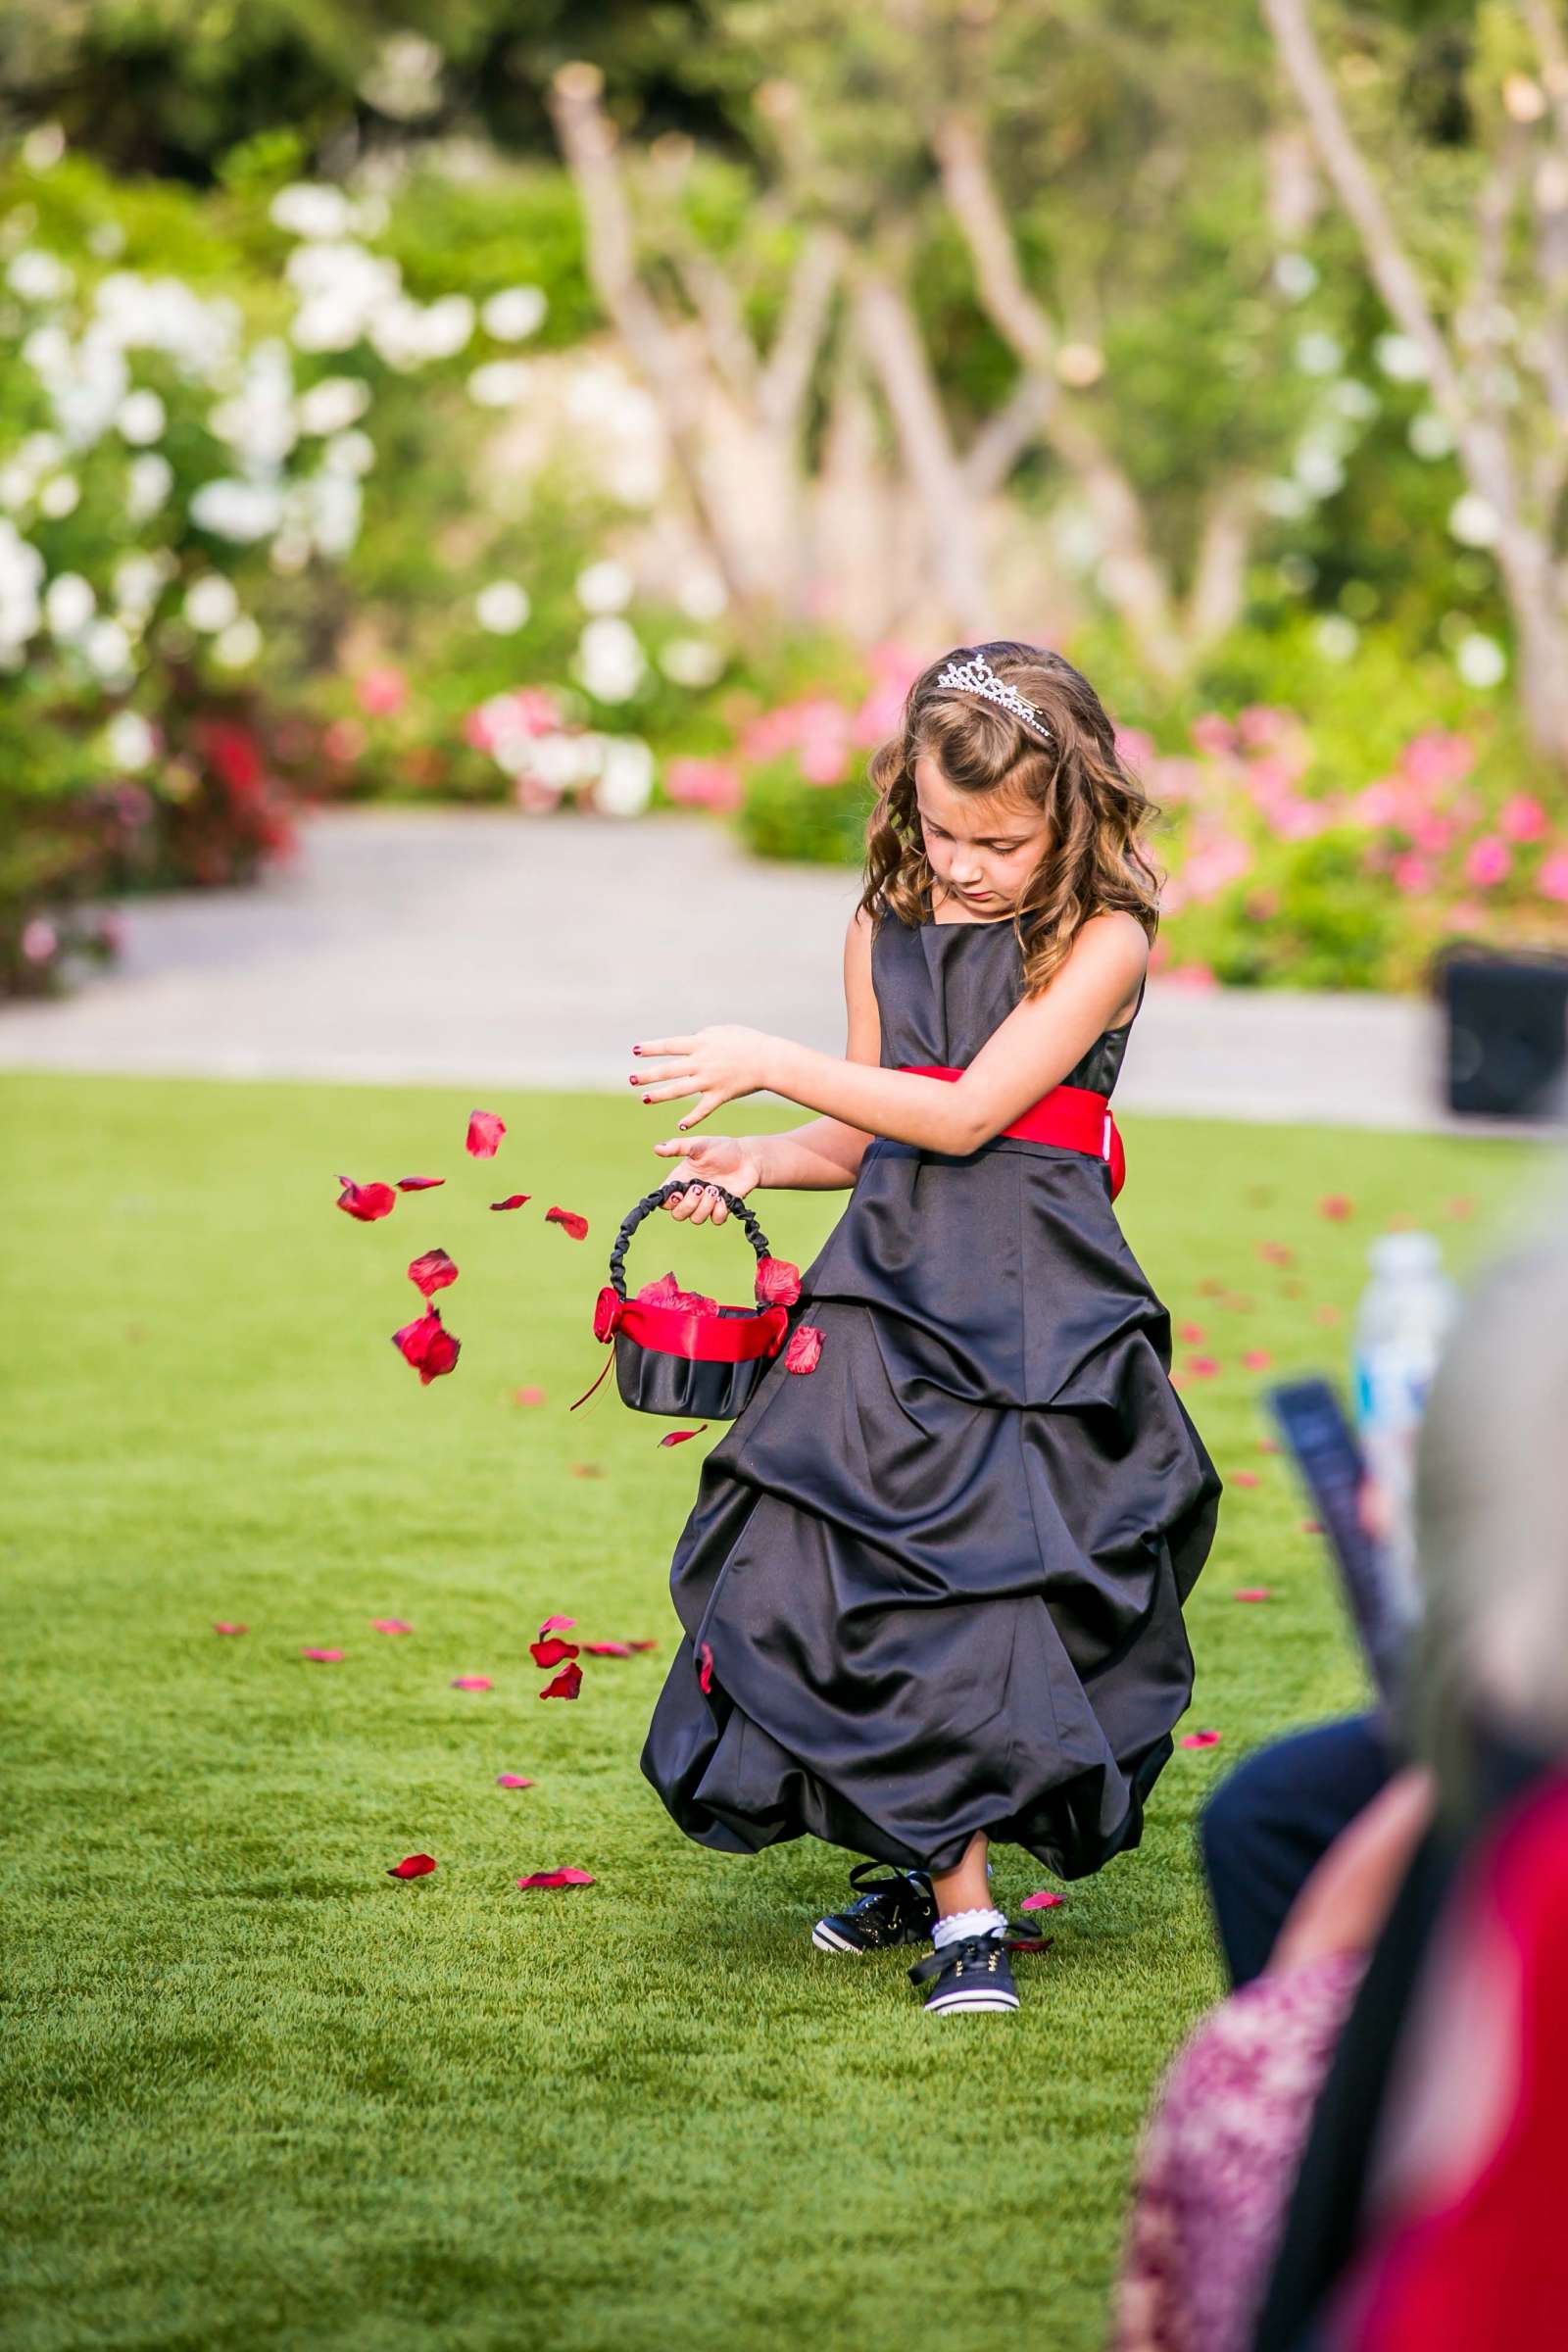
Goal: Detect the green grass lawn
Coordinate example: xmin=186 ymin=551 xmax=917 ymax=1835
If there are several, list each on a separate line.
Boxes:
xmin=0 ymin=1072 xmax=1545 ymax=2352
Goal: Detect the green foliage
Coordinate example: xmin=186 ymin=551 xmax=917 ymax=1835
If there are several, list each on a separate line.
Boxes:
xmin=736 ymin=756 xmax=873 ymax=865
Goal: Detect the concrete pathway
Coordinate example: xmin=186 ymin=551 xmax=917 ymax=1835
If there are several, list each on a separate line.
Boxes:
xmin=0 ymin=806 xmax=1539 ymax=1135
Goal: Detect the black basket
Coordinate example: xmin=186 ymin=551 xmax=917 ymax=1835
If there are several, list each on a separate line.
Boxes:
xmin=588 ymin=1180 xmax=791 ymax=1419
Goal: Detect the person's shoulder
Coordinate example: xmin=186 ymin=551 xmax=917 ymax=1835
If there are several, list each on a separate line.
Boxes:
xmin=1076 ymin=907 xmax=1150 ymax=976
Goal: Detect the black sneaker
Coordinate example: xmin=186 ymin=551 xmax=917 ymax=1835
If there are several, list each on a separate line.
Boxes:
xmin=907 ymin=1923 xmax=1049 ymax=2015
xmin=810 ymin=1862 xmax=938 ymax=1954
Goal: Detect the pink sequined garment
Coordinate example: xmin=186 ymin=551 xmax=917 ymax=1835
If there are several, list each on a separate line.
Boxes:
xmin=1111 ymin=1950 xmax=1366 ymax=2352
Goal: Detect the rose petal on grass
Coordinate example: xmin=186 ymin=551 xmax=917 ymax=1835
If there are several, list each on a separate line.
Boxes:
xmin=1242 ymin=1348 xmax=1273 ymax=1372
xmin=545 ymin=1205 xmax=589 ymax=1241
xmin=1301 ymin=1517 xmax=1324 ymax=1535
xmin=1185 ymin=1355 xmax=1221 ymax=1379
xmin=755 ymin=1255 xmax=803 ymax=1307
xmin=1230 ymin=1471 xmax=1261 ymax=1489
xmin=1258 ymin=1436 xmax=1281 ymax=1454
xmin=1178 ymin=1321 xmax=1206 ymax=1345
xmin=1224 ymin=1294 xmax=1256 ymax=1313
xmin=1281 ymin=1278 xmax=1305 ymax=1298
xmin=628 ymin=1640 xmax=660 ymax=1653
xmin=387 ymin=1853 xmax=436 ymax=1879
xmin=371 ymin=1618 xmax=414 ymax=1635
xmin=213 ymin=1622 xmax=248 ymax=1636
xmin=583 ymin=1642 xmax=634 ymax=1657
xmin=496 ymin=1774 xmax=535 ymax=1789
xmin=1006 ymin=1933 xmax=1054 ymax=1953
xmin=1446 ymin=1195 xmax=1477 ymax=1220
xmin=1180 ymin=1729 xmax=1223 ymax=1749
xmin=302 ymin=1647 xmax=343 ymax=1663
xmin=451 ymin=1676 xmax=493 ymax=1691
xmin=407 ymin=1247 xmax=458 ymax=1298
xmin=396 ymin=1176 xmax=445 ymax=1193
xmin=391 ymin=1302 xmax=461 ymax=1384
xmin=1314 ymin=1304 xmax=1343 ymax=1325
xmin=569 ymin=1462 xmax=603 ymax=1479
xmin=530 ymin=1638 xmax=579 ymax=1669
xmin=491 ymin=1195 xmax=531 ymax=1212
xmin=466 ymin=1109 xmax=507 ymax=1159
xmin=1319 ymin=1195 xmax=1354 ymax=1220
xmin=336 ymin=1175 xmax=397 ymax=1222
xmin=1235 ymin=1588 xmax=1274 ymax=1603
xmin=515 ymin=1868 xmax=594 ymax=1890
xmin=1020 ymin=1889 xmax=1063 ymax=1912
xmin=659 ymin=1425 xmax=710 ymax=1446
xmin=1197 ymin=1277 xmax=1227 ymax=1298
xmin=1257 ymin=1240 xmax=1295 ymax=1266
xmin=513 ymin=1385 xmax=547 ymax=1406
xmin=698 ymin=1641 xmax=714 ymax=1694
xmin=538 ymin=1615 xmax=576 ymax=1636
xmin=784 ymin=1324 xmax=823 ymax=1375
xmin=539 ymin=1662 xmax=583 ymax=1700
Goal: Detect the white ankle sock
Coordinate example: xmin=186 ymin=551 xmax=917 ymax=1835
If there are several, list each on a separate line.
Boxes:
xmin=932 ymin=1904 xmax=1007 ymax=1950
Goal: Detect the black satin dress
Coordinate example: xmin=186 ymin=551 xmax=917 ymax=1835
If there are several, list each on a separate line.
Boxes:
xmin=639 ymin=902 xmax=1224 ymax=1881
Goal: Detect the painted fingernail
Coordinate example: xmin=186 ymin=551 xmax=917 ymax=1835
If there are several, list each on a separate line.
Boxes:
xmin=643 ymin=1094 xmax=652 ymax=1103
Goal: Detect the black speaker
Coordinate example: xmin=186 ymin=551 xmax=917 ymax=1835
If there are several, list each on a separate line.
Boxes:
xmin=1437 ymin=947 xmax=1568 ymax=1119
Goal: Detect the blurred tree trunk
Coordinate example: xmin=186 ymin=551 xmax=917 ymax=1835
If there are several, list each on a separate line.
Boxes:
xmin=1263 ymin=0 xmax=1568 ymax=769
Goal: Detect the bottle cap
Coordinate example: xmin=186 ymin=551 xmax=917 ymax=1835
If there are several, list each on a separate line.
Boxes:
xmin=1367 ymin=1230 xmax=1443 ymax=1277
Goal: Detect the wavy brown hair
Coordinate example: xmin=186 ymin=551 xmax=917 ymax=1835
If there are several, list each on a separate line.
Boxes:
xmin=859 ymin=640 xmax=1163 ymax=998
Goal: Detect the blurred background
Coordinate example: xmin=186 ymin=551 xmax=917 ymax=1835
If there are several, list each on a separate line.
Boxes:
xmin=1 ymin=0 xmax=1566 ymax=1087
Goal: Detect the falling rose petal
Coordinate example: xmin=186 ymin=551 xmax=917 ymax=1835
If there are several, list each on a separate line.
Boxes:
xmin=336 ymin=1175 xmax=397 ymax=1222
xmin=387 ymin=1853 xmax=437 ymax=1880
xmin=1319 ymin=1195 xmax=1354 ymax=1220
xmin=407 ymin=1247 xmax=459 ymax=1298
xmin=659 ymin=1426 xmax=709 ymax=1447
xmin=371 ymin=1618 xmax=414 ymax=1635
xmin=1235 ymin=1588 xmax=1274 ymax=1603
xmin=583 ymin=1642 xmax=634 ymax=1657
xmin=698 ymin=1641 xmax=714 ymax=1694
xmin=491 ymin=1194 xmax=532 ymax=1212
xmin=396 ymin=1176 xmax=445 ymax=1193
xmin=451 ymin=1675 xmax=493 ymax=1691
xmin=1242 ymin=1348 xmax=1273 ymax=1372
xmin=539 ymin=1662 xmax=583 ymax=1700
xmin=513 ymin=1386 xmax=547 ymax=1406
xmin=755 ymin=1255 xmax=803 ymax=1307
xmin=302 ymin=1647 xmax=343 ymax=1663
xmin=538 ymin=1615 xmax=576 ymax=1636
xmin=496 ymin=1774 xmax=535 ymax=1789
xmin=1230 ymin=1470 xmax=1261 ymax=1489
xmin=529 ymin=1638 xmax=579 ymax=1669
xmin=466 ymin=1109 xmax=507 ymax=1159
xmin=1178 ymin=1320 xmax=1206 ymax=1345
xmin=1180 ymin=1729 xmax=1223 ymax=1749
xmin=515 ymin=1869 xmax=595 ymax=1890
xmin=784 ymin=1324 xmax=823 ymax=1376
xmin=1020 ymin=1889 xmax=1064 ymax=1912
xmin=391 ymin=1302 xmax=461 ymax=1384
xmin=213 ymin=1622 xmax=248 ymax=1636
xmin=545 ymin=1205 xmax=589 ymax=1241
xmin=1301 ymin=1517 xmax=1324 ymax=1536
xmin=628 ymin=1640 xmax=660 ymax=1652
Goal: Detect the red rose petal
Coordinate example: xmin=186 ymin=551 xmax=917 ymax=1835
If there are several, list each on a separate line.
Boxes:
xmin=336 ymin=1175 xmax=397 ymax=1222
xmin=496 ymin=1774 xmax=535 ymax=1789
xmin=1446 ymin=1195 xmax=1477 ymax=1219
xmin=570 ymin=1462 xmax=603 ymax=1478
xmin=539 ymin=1662 xmax=583 ymax=1700
xmin=466 ymin=1109 xmax=507 ymax=1159
xmin=530 ymin=1637 xmax=580 ymax=1669
xmin=1258 ymin=1436 xmax=1281 ymax=1454
xmin=491 ymin=1195 xmax=532 ymax=1212
xmin=1180 ymin=1729 xmax=1223 ymax=1748
xmin=371 ymin=1618 xmax=414 ymax=1635
xmin=1185 ymin=1355 xmax=1221 ymax=1378
xmin=1178 ymin=1320 xmax=1206 ymax=1345
xmin=583 ymin=1642 xmax=634 ymax=1657
xmin=635 ymin=1270 xmax=681 ymax=1306
xmin=302 ymin=1647 xmax=342 ymax=1662
xmin=659 ymin=1425 xmax=710 ymax=1446
xmin=755 ymin=1255 xmax=803 ymax=1307
xmin=698 ymin=1641 xmax=714 ymax=1694
xmin=670 ymin=1291 xmax=717 ymax=1314
xmin=1235 ymin=1587 xmax=1274 ymax=1603
xmin=1020 ymin=1889 xmax=1064 ymax=1912
xmin=545 ymin=1205 xmax=589 ymax=1241
xmin=213 ymin=1622 xmax=248 ymax=1636
xmin=628 ymin=1640 xmax=659 ymax=1652
xmin=391 ymin=1302 xmax=461 ymax=1384
xmin=784 ymin=1323 xmax=823 ymax=1375
xmin=1257 ymin=1240 xmax=1295 ymax=1266
xmin=407 ymin=1247 xmax=458 ymax=1298
xmin=1314 ymin=1304 xmax=1342 ymax=1325
xmin=515 ymin=1868 xmax=594 ymax=1890
xmin=1230 ymin=1470 xmax=1260 ymax=1489
xmin=396 ymin=1176 xmax=445 ymax=1192
xmin=1319 ymin=1195 xmax=1353 ymax=1220
xmin=538 ymin=1615 xmax=576 ymax=1635
xmin=513 ymin=1385 xmax=547 ymax=1406
xmin=387 ymin=1853 xmax=437 ymax=1879
xmin=451 ymin=1675 xmax=493 ymax=1691
xmin=1301 ymin=1517 xmax=1324 ymax=1535
xmin=1243 ymin=1348 xmax=1273 ymax=1372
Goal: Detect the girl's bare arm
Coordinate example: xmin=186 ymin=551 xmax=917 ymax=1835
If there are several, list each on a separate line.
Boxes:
xmin=753 ymin=908 xmax=880 ymax=1190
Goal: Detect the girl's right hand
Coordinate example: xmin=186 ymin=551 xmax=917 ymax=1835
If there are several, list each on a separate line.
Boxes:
xmin=651 ymin=1133 xmax=764 ymax=1222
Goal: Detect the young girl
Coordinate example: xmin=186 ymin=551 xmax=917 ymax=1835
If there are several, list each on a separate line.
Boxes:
xmin=631 ymin=641 xmax=1223 ymax=2016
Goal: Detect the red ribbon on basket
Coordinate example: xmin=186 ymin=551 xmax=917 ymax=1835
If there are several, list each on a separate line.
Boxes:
xmin=570 ymin=1291 xmax=791 ymax=1411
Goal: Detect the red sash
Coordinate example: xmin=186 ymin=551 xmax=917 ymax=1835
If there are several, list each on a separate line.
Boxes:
xmin=900 ymin=1066 xmax=1125 ymax=1199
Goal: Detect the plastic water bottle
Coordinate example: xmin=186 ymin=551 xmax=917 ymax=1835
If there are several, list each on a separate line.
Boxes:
xmin=1351 ymin=1231 xmax=1459 ymax=1627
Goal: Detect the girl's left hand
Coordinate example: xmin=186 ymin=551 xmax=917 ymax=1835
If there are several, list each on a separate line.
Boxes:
xmin=631 ymin=1026 xmax=779 ymax=1130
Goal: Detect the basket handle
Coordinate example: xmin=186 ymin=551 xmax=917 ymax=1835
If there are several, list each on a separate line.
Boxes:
xmin=607 ymin=1180 xmax=774 ymax=1302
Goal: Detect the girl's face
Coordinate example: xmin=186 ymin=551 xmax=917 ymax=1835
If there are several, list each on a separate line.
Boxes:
xmin=913 ymin=752 xmax=1052 ymax=915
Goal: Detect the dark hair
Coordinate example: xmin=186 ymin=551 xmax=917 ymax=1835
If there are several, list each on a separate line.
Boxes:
xmin=858 ymin=640 xmax=1163 ymax=997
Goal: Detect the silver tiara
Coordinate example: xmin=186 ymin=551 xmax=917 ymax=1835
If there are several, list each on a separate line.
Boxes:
xmin=935 ymin=653 xmax=1052 ymax=743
